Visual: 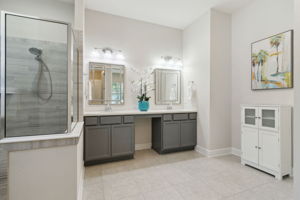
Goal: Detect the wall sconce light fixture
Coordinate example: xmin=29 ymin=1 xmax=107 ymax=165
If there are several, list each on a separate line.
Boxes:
xmin=159 ymin=56 xmax=183 ymax=69
xmin=91 ymin=47 xmax=125 ymax=60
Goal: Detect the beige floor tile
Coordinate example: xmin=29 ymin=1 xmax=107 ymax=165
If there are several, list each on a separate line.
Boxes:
xmin=102 ymin=171 xmax=136 ymax=188
xmin=85 ymin=165 xmax=103 ymax=178
xmin=135 ymin=176 xmax=170 ymax=193
xmin=174 ymin=179 xmax=223 ymax=200
xmin=204 ymin=172 xmax=248 ymax=197
xmin=85 ymin=176 xmax=104 ymax=188
xmin=225 ymin=180 xmax=293 ymax=200
xmin=83 ymin=150 xmax=294 ymax=200
xmin=103 ymin=182 xmax=142 ymax=200
xmin=120 ymin=194 xmax=144 ymax=200
xmin=142 ymin=187 xmax=184 ymax=200
xmin=83 ymin=183 xmax=105 ymax=200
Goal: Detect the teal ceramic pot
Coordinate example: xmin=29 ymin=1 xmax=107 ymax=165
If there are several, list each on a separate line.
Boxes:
xmin=138 ymin=101 xmax=149 ymax=111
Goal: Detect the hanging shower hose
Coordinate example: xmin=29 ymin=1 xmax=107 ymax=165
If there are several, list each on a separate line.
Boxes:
xmin=36 ymin=57 xmax=53 ymax=101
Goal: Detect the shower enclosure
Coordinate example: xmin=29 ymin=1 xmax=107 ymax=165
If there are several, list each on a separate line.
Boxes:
xmin=0 ymin=12 xmax=78 ymax=138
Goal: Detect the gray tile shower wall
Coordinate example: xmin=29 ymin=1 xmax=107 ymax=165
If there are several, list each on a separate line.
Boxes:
xmin=5 ymin=37 xmax=68 ymax=137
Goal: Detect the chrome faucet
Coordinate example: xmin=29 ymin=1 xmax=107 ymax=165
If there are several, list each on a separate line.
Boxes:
xmin=167 ymin=101 xmax=173 ymax=110
xmin=104 ymin=101 xmax=112 ymax=112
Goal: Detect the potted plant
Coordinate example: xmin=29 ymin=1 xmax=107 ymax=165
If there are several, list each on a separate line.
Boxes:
xmin=130 ymin=67 xmax=153 ymax=111
xmin=137 ymin=82 xmax=151 ymax=111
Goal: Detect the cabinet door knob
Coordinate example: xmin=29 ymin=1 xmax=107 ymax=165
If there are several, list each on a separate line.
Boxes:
xmin=258 ymin=147 xmax=262 ymax=149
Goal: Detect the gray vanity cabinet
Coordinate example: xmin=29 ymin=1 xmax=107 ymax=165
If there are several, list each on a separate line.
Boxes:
xmin=112 ymin=124 xmax=135 ymax=157
xmin=153 ymin=113 xmax=197 ymax=154
xmin=85 ymin=126 xmax=111 ymax=161
xmin=163 ymin=121 xmax=181 ymax=150
xmin=84 ymin=116 xmax=135 ymax=165
xmin=85 ymin=113 xmax=197 ymax=165
xmin=180 ymin=120 xmax=197 ymax=147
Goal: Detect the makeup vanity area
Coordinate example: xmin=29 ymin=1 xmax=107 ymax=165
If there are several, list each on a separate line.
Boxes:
xmin=84 ymin=110 xmax=197 ymax=165
xmin=84 ymin=62 xmax=197 ymax=166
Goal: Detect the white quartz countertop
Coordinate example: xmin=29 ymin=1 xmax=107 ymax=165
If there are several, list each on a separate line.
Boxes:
xmin=84 ymin=109 xmax=198 ymax=116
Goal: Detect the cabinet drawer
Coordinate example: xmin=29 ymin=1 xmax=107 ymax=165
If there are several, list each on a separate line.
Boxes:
xmin=163 ymin=114 xmax=172 ymax=121
xmin=100 ymin=116 xmax=122 ymax=125
xmin=189 ymin=113 xmax=197 ymax=120
xmin=123 ymin=116 xmax=134 ymax=124
xmin=85 ymin=117 xmax=98 ymax=126
xmin=173 ymin=114 xmax=188 ymax=121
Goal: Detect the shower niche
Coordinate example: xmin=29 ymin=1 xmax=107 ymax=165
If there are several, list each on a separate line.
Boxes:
xmin=0 ymin=12 xmax=78 ymax=138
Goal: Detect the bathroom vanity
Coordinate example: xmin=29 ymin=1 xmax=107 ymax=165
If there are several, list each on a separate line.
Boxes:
xmin=84 ymin=110 xmax=197 ymax=166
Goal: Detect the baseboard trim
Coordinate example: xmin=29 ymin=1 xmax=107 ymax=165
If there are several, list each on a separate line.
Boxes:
xmin=195 ymin=145 xmax=242 ymax=158
xmin=135 ymin=143 xmax=152 ymax=150
xmin=78 ymin=166 xmax=85 ymax=200
xmin=195 ymin=145 xmax=232 ymax=157
xmin=231 ymin=148 xmax=242 ymax=157
xmin=195 ymin=145 xmax=208 ymax=156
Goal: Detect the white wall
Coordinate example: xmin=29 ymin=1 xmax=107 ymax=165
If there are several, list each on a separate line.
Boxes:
xmin=8 ymin=133 xmax=84 ymax=200
xmin=135 ymin=118 xmax=151 ymax=148
xmin=5 ymin=15 xmax=68 ymax=43
xmin=84 ymin=9 xmax=183 ymax=112
xmin=210 ymin=10 xmax=232 ymax=149
xmin=183 ymin=11 xmax=211 ymax=149
xmin=0 ymin=0 xmax=74 ymax=43
xmin=0 ymin=0 xmax=74 ymax=24
xmin=84 ymin=10 xmax=182 ymax=145
xmin=293 ymin=0 xmax=300 ymax=199
xmin=183 ymin=10 xmax=231 ymax=150
xmin=231 ymin=0 xmax=294 ymax=149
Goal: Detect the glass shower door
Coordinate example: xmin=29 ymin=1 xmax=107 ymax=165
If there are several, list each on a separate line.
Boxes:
xmin=1 ymin=12 xmax=70 ymax=138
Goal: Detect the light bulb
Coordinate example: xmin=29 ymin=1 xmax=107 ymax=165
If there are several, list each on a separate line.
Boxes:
xmin=116 ymin=51 xmax=125 ymax=60
xmin=168 ymin=59 xmax=174 ymax=65
xmin=176 ymin=60 xmax=183 ymax=66
xmin=91 ymin=49 xmax=100 ymax=57
xmin=104 ymin=50 xmax=112 ymax=58
xmin=159 ymin=57 xmax=166 ymax=65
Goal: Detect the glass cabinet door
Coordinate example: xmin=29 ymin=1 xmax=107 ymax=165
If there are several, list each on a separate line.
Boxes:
xmin=242 ymin=107 xmax=258 ymax=128
xmin=259 ymin=107 xmax=278 ymax=131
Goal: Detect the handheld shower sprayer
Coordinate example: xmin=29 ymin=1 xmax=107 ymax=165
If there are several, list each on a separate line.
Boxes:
xmin=29 ymin=47 xmax=53 ymax=101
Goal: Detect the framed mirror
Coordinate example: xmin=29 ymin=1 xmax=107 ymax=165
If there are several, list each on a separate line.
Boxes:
xmin=155 ymin=69 xmax=181 ymax=105
xmin=88 ymin=62 xmax=124 ymax=105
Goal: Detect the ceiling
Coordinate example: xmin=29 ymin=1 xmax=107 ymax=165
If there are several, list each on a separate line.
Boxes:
xmin=85 ymin=0 xmax=253 ymax=29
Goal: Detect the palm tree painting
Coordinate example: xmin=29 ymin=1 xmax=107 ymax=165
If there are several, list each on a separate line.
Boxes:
xmin=251 ymin=30 xmax=293 ymax=90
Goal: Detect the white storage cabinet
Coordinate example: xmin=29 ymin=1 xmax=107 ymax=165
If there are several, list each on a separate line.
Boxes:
xmin=241 ymin=105 xmax=292 ymax=180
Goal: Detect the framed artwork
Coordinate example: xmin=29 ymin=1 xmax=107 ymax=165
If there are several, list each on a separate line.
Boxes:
xmin=251 ymin=30 xmax=293 ymax=90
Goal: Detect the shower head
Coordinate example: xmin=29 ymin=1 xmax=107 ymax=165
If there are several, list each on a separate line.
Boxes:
xmin=29 ymin=47 xmax=42 ymax=57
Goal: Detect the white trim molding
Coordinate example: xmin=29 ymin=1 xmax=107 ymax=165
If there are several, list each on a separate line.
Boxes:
xmin=231 ymin=148 xmax=242 ymax=157
xmin=195 ymin=145 xmax=232 ymax=157
xmin=195 ymin=145 xmax=242 ymax=157
xmin=135 ymin=143 xmax=152 ymax=150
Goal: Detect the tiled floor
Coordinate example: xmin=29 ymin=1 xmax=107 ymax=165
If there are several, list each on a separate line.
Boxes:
xmin=84 ymin=150 xmax=293 ymax=200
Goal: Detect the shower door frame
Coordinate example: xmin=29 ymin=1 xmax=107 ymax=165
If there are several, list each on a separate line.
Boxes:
xmin=0 ymin=11 xmax=73 ymax=139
